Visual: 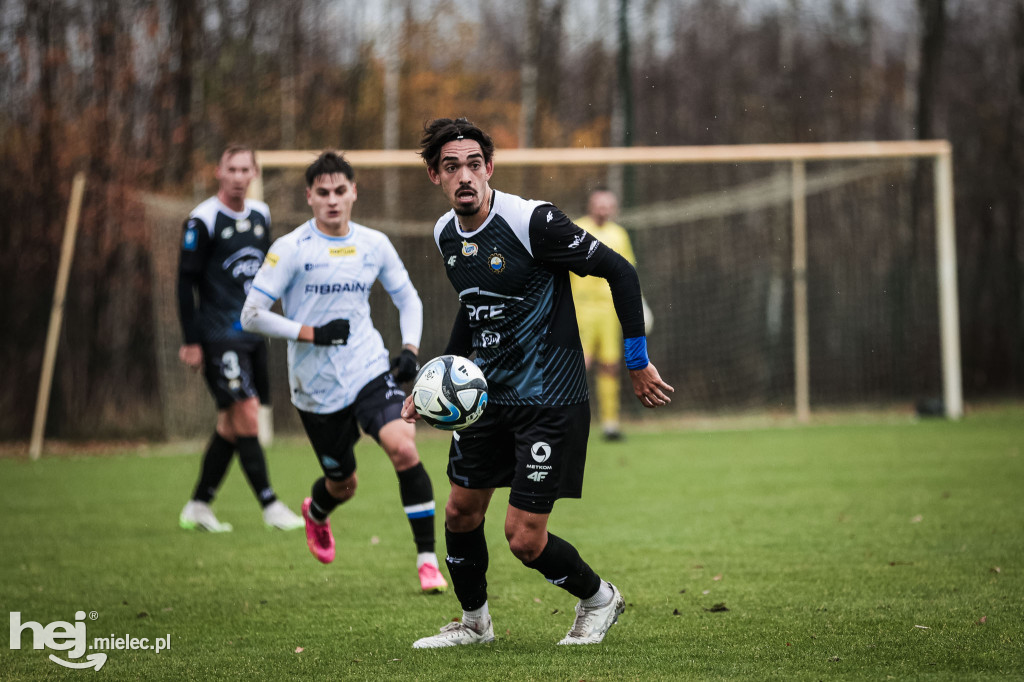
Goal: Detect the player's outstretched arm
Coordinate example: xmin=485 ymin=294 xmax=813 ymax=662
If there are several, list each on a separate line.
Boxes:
xmin=629 ymin=362 xmax=674 ymax=409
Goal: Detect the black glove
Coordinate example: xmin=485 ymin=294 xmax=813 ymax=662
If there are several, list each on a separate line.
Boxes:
xmin=312 ymin=318 xmax=350 ymax=346
xmin=390 ymin=348 xmax=419 ymax=383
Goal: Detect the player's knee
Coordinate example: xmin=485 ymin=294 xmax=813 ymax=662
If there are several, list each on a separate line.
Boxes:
xmin=506 ymin=528 xmax=544 ymax=563
xmin=326 ymin=474 xmax=357 ymax=502
xmin=386 ymin=438 xmax=420 ymax=471
xmin=444 ymin=498 xmax=483 ymax=532
xmin=226 ymin=399 xmax=259 ymax=437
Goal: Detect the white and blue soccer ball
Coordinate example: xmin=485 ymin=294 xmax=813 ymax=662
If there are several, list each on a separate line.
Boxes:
xmin=412 ymin=355 xmax=488 ymax=431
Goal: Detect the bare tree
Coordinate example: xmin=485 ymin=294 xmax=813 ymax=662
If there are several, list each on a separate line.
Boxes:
xmin=519 ymin=0 xmax=540 ymax=147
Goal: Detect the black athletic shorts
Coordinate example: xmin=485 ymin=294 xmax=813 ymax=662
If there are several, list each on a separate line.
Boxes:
xmin=201 ymin=340 xmax=270 ymax=409
xmin=297 ymin=372 xmax=406 ymax=481
xmin=447 ymin=401 xmax=591 ymax=514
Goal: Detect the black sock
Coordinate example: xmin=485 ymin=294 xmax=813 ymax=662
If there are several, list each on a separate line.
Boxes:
xmin=192 ymin=432 xmax=235 ymax=503
xmin=236 ymin=436 xmax=276 ymax=508
xmin=396 ymin=463 xmax=436 ymax=554
xmin=445 ymin=521 xmax=489 ymax=611
xmin=309 ymin=477 xmax=340 ymax=521
xmin=523 ymin=532 xmax=602 ymax=600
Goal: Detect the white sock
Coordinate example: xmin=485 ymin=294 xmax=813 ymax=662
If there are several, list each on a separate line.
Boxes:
xmin=581 ymin=581 xmax=613 ymax=608
xmin=417 ymin=552 xmax=439 ymax=569
xmin=462 ymin=602 xmax=490 ymax=630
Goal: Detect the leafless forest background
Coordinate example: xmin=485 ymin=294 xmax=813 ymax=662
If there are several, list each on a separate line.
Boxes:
xmin=1 ymin=0 xmax=1021 ymax=439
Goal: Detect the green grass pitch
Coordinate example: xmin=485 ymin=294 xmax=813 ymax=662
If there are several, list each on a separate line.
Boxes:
xmin=2 ymin=406 xmax=1022 ymax=680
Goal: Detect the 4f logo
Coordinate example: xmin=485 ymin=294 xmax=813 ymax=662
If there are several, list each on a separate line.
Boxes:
xmin=447 ymin=255 xmax=457 ymax=268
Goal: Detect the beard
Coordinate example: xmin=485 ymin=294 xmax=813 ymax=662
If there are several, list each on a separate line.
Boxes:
xmin=452 ymin=188 xmax=486 ymax=216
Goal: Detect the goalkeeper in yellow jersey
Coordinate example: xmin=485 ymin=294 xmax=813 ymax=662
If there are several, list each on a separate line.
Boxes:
xmin=570 ymin=188 xmax=637 ymax=441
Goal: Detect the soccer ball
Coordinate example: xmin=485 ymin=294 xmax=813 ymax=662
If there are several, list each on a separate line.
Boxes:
xmin=411 ymin=355 xmax=488 ymax=431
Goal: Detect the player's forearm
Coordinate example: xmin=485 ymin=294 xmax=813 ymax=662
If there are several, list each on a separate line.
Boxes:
xmin=240 ymin=298 xmax=303 ymax=340
xmin=176 ymin=271 xmax=201 ymax=344
xmin=444 ymin=306 xmax=473 ymax=356
xmin=389 ymin=281 xmax=424 ymax=349
xmin=589 ymin=250 xmax=646 ymax=339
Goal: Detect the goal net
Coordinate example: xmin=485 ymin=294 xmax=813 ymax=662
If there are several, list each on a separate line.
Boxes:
xmin=145 ymin=142 xmax=961 ymax=438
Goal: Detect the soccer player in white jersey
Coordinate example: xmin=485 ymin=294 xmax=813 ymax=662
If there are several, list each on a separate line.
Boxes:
xmin=405 ymin=118 xmax=674 ymax=648
xmin=176 ymin=144 xmax=303 ymax=533
xmin=240 ymin=151 xmax=447 ymax=593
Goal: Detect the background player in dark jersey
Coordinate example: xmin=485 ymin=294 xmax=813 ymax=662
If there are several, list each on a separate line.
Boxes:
xmin=406 ymin=118 xmax=674 ymax=648
xmin=177 ymin=145 xmax=303 ymax=533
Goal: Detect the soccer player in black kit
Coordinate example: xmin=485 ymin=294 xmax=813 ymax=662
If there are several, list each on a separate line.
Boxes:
xmin=405 ymin=118 xmax=674 ymax=648
xmin=177 ymin=145 xmax=302 ymax=533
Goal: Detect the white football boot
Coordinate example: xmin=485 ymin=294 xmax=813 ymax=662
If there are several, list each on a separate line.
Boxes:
xmin=262 ymin=500 xmax=304 ymax=530
xmin=179 ymin=500 xmax=233 ymax=532
xmin=558 ymin=582 xmax=625 ymax=645
xmin=412 ymin=618 xmax=495 ymax=649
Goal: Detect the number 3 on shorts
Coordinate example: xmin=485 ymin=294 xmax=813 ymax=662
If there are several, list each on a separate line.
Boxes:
xmin=221 ymin=350 xmax=241 ymax=380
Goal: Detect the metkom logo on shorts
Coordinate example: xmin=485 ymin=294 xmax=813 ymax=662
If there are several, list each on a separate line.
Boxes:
xmin=531 ymin=442 xmax=551 ymax=463
xmin=9 ymin=610 xmax=171 ymax=671
xmin=527 ymin=442 xmax=552 ymax=482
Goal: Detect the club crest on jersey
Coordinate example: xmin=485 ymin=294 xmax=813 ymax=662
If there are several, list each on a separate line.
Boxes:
xmin=236 ymin=219 xmax=251 ymax=232
xmin=461 ymin=240 xmax=478 ymax=257
xmin=488 ymin=253 xmax=505 ymax=273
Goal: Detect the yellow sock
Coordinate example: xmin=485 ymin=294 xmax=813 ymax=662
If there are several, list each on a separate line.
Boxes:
xmin=597 ymin=373 xmax=620 ymax=431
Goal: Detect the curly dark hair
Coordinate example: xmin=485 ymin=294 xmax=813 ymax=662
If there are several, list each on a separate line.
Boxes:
xmin=418 ymin=117 xmax=495 ymax=171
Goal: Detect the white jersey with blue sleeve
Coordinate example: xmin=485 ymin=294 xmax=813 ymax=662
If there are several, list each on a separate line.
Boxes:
xmin=246 ymin=219 xmax=422 ymax=413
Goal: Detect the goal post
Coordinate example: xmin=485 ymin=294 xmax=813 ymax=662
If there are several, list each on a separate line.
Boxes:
xmin=249 ymin=141 xmax=962 ymax=422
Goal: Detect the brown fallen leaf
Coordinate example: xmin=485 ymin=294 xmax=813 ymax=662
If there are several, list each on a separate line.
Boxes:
xmin=910 ymin=514 xmax=923 ymax=523
xmin=704 ymin=603 xmax=729 ymax=612
xmin=991 ymin=567 xmax=1002 ymax=574
xmin=976 ymin=616 xmax=987 ymax=625
xmin=713 ymin=574 xmax=723 ymax=581
xmin=294 ymin=647 xmax=304 ymax=653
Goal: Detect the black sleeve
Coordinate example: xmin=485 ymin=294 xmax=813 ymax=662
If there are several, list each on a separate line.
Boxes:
xmin=177 ymin=270 xmax=202 ymax=344
xmin=444 ymin=305 xmax=473 ymax=356
xmin=528 ymin=204 xmax=606 ymax=276
xmin=177 ymin=218 xmax=211 ymax=344
xmin=529 ymin=203 xmax=645 ymax=337
xmin=586 ymin=247 xmax=646 ymax=339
